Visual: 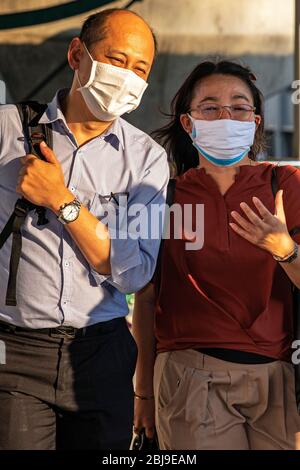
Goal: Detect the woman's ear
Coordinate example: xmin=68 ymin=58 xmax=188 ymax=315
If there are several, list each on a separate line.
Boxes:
xmin=254 ymin=114 xmax=262 ymax=130
xmin=180 ymin=114 xmax=193 ymax=134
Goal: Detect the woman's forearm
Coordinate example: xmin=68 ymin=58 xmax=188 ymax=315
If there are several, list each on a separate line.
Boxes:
xmin=132 ymin=283 xmax=156 ymax=396
xmin=279 ymin=246 xmax=300 ymax=289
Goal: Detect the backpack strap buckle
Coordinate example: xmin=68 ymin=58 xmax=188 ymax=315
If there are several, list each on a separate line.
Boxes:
xmin=30 ymin=131 xmax=46 ymax=145
xmin=14 ymin=199 xmax=34 ymax=219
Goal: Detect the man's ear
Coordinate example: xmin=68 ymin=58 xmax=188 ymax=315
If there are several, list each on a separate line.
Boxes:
xmin=180 ymin=114 xmax=193 ymax=134
xmin=68 ymin=37 xmax=83 ymax=71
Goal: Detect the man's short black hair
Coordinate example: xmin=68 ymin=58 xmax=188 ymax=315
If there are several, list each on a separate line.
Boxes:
xmin=79 ymin=8 xmax=157 ymax=54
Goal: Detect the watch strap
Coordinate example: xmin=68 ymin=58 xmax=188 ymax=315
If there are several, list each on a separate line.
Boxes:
xmin=59 ymin=198 xmax=81 ymax=211
xmin=273 ymin=241 xmax=299 ymax=263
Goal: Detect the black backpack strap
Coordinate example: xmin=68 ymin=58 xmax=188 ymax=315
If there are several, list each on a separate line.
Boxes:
xmin=166 ymin=178 xmax=176 ymax=207
xmin=16 ymin=102 xmax=51 ymax=226
xmin=1 ymin=199 xmax=34 ymax=306
xmin=16 ymin=101 xmax=52 ymax=162
xmin=271 ymin=166 xmax=278 ymax=198
xmin=290 ymin=226 xmax=300 ymax=238
xmin=0 ymin=101 xmax=52 ymax=306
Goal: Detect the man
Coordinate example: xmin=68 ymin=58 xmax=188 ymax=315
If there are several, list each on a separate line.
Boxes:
xmin=0 ymin=8 xmax=169 ymax=450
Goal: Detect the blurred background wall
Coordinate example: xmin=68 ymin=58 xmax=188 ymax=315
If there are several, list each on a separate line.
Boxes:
xmin=0 ymin=0 xmax=296 ymax=158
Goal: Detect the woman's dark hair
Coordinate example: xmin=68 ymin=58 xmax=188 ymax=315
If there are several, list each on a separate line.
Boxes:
xmin=152 ymin=60 xmax=266 ymax=175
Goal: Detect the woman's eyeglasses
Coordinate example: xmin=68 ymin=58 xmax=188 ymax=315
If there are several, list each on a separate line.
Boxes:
xmin=189 ymin=103 xmax=256 ymax=121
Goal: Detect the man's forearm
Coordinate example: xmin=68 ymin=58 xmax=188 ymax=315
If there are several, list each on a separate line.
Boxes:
xmin=51 ymin=189 xmax=111 ymax=274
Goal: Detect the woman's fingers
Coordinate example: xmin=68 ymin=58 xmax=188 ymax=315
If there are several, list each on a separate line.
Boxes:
xmin=145 ymin=426 xmax=156 ymax=439
xmin=134 ymin=399 xmax=156 ymax=439
xmin=133 ymin=425 xmax=155 ymax=439
xmin=231 ymin=210 xmax=255 ymax=232
xmin=229 ymin=222 xmax=255 ymax=243
xmin=251 ymin=197 xmax=273 ymax=222
xmin=239 ymin=202 xmax=267 ymax=226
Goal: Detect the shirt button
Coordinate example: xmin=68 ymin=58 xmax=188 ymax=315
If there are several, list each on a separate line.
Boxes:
xmin=65 ymin=261 xmax=69 ymax=267
xmin=70 ymin=186 xmax=75 ymax=192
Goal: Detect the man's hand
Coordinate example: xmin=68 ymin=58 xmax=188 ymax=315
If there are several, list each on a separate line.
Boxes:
xmin=16 ymin=141 xmax=72 ymax=212
xmin=229 ymin=190 xmax=295 ymax=259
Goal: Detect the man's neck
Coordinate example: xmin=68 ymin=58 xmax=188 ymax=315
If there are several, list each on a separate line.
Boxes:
xmin=61 ymin=88 xmax=114 ymax=145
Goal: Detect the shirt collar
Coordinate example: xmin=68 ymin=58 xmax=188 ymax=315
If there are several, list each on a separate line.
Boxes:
xmin=39 ymin=88 xmax=124 ymax=151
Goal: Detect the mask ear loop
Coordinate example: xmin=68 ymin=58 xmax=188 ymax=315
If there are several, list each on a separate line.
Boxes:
xmin=75 ymin=69 xmax=83 ymax=88
xmin=186 ymin=113 xmax=201 ymax=168
xmin=254 ymin=113 xmax=261 ymax=131
xmin=82 ymin=42 xmax=94 ymax=62
xmin=76 ymin=42 xmax=97 ymax=90
xmin=187 ymin=113 xmax=197 ymax=138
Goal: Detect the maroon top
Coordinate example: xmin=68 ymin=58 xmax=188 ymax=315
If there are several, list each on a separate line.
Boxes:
xmin=154 ymin=163 xmax=300 ymax=361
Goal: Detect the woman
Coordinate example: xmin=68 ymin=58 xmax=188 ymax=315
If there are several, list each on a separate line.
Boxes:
xmin=132 ymin=60 xmax=300 ymax=450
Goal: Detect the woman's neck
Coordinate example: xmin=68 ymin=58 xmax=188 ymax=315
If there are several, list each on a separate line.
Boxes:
xmin=197 ymin=155 xmax=262 ymax=196
xmin=197 ymin=155 xmax=259 ymax=176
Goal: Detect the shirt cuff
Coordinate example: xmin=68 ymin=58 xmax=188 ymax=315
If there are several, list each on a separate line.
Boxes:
xmin=89 ymin=229 xmax=143 ymax=288
xmin=89 ymin=268 xmax=111 ymax=286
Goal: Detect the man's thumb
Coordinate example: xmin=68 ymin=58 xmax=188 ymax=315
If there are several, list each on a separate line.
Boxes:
xmin=40 ymin=141 xmax=58 ymax=164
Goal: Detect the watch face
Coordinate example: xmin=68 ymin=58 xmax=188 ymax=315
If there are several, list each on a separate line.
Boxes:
xmin=62 ymin=203 xmax=80 ymax=222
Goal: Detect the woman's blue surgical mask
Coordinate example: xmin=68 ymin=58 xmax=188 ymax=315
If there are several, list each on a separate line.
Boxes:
xmin=188 ymin=114 xmax=256 ymax=167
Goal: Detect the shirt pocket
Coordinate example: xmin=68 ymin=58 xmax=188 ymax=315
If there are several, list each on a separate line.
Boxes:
xmin=73 ymin=188 xmax=96 ymax=212
xmin=89 ymin=192 xmax=120 ymax=226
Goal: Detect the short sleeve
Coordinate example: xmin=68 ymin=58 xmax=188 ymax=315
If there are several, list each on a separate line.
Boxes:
xmin=278 ymin=165 xmax=300 ymax=244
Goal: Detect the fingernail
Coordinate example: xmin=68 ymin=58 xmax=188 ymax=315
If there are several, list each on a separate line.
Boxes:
xmin=40 ymin=141 xmax=47 ymax=147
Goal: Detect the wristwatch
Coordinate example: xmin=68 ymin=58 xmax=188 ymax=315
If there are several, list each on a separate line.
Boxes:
xmin=273 ymin=241 xmax=299 ymax=263
xmin=57 ymin=198 xmax=81 ymax=225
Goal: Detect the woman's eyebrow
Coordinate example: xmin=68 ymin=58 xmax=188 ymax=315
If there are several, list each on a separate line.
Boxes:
xmin=231 ymin=94 xmax=250 ymax=102
xmin=199 ymin=96 xmax=219 ymax=103
xmin=198 ymin=94 xmax=251 ymax=104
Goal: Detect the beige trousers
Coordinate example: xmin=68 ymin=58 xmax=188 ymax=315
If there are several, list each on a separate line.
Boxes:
xmin=154 ymin=349 xmax=300 ymax=450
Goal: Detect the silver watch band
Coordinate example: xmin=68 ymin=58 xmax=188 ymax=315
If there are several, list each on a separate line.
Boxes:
xmin=59 ymin=198 xmax=81 ymax=211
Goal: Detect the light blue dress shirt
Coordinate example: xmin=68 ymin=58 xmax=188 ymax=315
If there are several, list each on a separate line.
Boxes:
xmin=0 ymin=90 xmax=169 ymax=328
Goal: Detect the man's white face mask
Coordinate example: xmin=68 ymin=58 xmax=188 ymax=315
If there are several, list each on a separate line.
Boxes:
xmin=76 ymin=43 xmax=148 ymax=121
